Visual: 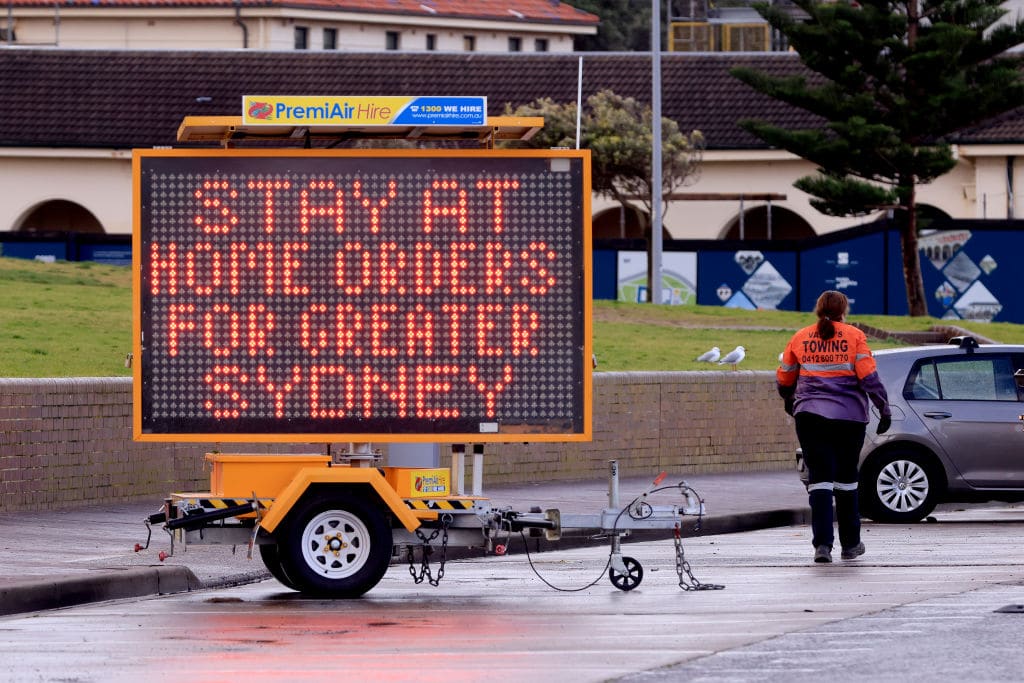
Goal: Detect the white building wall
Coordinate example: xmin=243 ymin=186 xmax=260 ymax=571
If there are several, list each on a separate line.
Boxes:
xmin=0 ymin=152 xmax=133 ymax=235
xmin=994 ymin=0 xmax=1024 ymax=30
xmin=0 ymin=149 xmax=1013 ymax=238
xmin=14 ymin=14 xmax=247 ymax=49
xmin=9 ymin=11 xmax=582 ymax=51
xmin=594 ymin=151 xmax=1005 ymax=240
xmin=972 ymin=156 xmax=1011 ymax=219
xmin=671 ymin=153 xmax=865 ymax=238
xmin=916 ymin=159 xmax=977 ymax=219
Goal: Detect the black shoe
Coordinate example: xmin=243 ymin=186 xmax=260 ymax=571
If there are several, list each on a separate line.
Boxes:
xmin=841 ymin=542 xmax=866 ymax=560
xmin=814 ymin=545 xmax=832 ymax=563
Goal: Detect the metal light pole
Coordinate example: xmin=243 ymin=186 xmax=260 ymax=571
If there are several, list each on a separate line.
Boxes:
xmin=649 ymin=0 xmax=664 ymax=304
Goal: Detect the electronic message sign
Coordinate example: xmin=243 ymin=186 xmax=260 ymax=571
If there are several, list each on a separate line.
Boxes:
xmin=133 ymin=149 xmax=591 ymax=442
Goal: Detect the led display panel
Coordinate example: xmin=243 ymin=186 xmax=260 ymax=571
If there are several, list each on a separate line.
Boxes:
xmin=133 ymin=149 xmax=591 ymax=442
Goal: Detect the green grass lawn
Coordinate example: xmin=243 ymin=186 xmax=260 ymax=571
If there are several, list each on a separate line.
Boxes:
xmin=0 ymin=258 xmax=133 ymax=377
xmin=2 ymin=256 xmax=1021 ymax=377
xmin=591 ymin=300 xmax=1024 ymax=371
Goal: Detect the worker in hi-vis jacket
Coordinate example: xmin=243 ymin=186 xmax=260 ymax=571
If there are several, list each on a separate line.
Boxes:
xmin=777 ymin=290 xmax=891 ymax=564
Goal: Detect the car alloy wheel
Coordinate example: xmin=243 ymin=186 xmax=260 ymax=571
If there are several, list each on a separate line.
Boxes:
xmin=862 ymin=451 xmax=941 ymax=523
xmin=877 ymin=458 xmax=930 ymax=514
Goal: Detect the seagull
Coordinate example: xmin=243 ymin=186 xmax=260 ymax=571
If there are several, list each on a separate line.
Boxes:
xmin=696 ymin=346 xmax=720 ymax=363
xmin=717 ymin=346 xmax=746 ymax=370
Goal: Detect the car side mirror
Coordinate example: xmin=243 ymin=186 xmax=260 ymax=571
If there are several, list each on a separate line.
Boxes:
xmin=1015 ymin=369 xmax=1024 ymax=389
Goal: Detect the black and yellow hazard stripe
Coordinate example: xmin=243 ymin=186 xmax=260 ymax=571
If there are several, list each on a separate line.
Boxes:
xmin=182 ymin=497 xmax=272 ymax=511
xmin=405 ymin=498 xmax=475 ymax=511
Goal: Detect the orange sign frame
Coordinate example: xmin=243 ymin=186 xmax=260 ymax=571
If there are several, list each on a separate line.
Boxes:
xmin=132 ymin=148 xmax=592 ymax=443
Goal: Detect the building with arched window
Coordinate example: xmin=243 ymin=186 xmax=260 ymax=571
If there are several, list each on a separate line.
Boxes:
xmin=2 ymin=50 xmax=1023 ymax=243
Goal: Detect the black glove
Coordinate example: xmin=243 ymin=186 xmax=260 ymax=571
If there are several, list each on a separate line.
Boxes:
xmin=784 ymin=397 xmax=795 ymax=416
xmin=876 ymin=414 xmax=892 ymax=434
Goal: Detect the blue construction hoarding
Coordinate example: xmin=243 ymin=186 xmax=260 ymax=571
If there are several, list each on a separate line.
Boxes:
xmin=0 ymin=232 xmax=128 ymax=265
xmin=601 ymin=219 xmax=1024 ymax=323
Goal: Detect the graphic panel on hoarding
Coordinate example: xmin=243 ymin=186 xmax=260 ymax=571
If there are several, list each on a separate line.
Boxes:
xmin=979 ymin=254 xmax=998 ymax=275
xmin=953 ymin=280 xmax=1003 ymax=321
xmin=742 ymin=261 xmax=792 ymax=309
xmin=918 ymin=229 xmax=1007 ymax=322
xmin=697 ymin=250 xmax=797 ymax=310
xmin=799 ymin=232 xmax=884 ymax=313
xmin=616 ymin=251 xmax=696 ymax=305
xmin=919 ymin=229 xmax=971 ymax=270
xmin=133 ymin=150 xmax=591 ymax=442
xmin=734 ymin=250 xmax=764 ymax=275
xmin=943 ymin=251 xmax=982 ymax=293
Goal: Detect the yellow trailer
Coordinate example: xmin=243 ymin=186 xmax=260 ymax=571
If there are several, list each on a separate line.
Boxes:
xmin=146 ymin=451 xmax=709 ymax=597
xmin=135 ymin=113 xmax=715 ymax=597
xmin=161 ymin=451 xmax=498 ymax=597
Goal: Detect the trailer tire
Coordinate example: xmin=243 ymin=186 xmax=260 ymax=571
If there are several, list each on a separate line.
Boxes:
xmin=277 ymin=491 xmax=393 ymax=598
xmin=258 ymin=543 xmax=298 ymax=590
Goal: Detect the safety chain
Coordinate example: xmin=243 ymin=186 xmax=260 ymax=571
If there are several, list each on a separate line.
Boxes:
xmin=673 ymin=523 xmax=725 ymax=591
xmin=407 ymin=513 xmax=452 ymax=587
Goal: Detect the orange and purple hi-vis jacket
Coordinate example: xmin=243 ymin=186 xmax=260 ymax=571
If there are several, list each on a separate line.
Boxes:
xmin=776 ymin=321 xmax=890 ymax=423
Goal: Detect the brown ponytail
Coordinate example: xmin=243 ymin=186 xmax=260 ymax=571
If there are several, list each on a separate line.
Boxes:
xmin=815 ymin=290 xmax=848 ymax=341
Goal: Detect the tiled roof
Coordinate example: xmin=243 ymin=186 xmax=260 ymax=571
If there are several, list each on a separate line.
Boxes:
xmin=4 ymin=0 xmax=600 ymax=25
xmin=0 ymin=49 xmax=824 ymax=150
xmin=948 ymin=105 xmax=1024 ymax=144
xmin=3 ymin=49 xmax=1021 ymax=150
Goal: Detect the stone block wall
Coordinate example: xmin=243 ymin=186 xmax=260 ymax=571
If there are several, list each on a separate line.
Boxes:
xmin=0 ymin=373 xmax=798 ymax=512
xmin=476 ymin=371 xmax=796 ymax=483
xmin=0 ymin=378 xmax=314 ymax=512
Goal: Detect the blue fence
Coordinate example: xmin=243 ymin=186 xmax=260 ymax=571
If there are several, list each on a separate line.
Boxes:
xmin=602 ymin=219 xmax=1024 ymax=323
xmin=0 ymin=232 xmax=132 ymax=266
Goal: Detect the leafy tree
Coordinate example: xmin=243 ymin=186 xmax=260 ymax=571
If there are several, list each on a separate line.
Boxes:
xmin=566 ymin=0 xmax=653 ymax=51
xmin=505 ymin=90 xmax=704 ymax=237
xmin=505 ymin=90 xmax=703 ymax=301
xmin=731 ymin=0 xmax=1024 ymax=316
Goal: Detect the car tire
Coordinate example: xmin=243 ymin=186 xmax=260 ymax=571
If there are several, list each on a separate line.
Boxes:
xmin=861 ymin=450 xmax=942 ymax=523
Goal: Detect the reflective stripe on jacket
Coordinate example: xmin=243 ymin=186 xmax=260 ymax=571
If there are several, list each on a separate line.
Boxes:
xmin=776 ymin=322 xmax=890 ymax=423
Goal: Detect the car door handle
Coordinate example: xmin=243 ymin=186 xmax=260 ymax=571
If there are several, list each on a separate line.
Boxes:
xmin=923 ymin=412 xmax=952 ymax=419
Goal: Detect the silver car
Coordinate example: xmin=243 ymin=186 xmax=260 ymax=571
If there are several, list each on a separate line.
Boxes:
xmin=856 ymin=336 xmax=1024 ymax=522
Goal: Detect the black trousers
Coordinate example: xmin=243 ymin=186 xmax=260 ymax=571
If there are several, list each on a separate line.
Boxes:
xmin=795 ymin=412 xmax=867 ymax=549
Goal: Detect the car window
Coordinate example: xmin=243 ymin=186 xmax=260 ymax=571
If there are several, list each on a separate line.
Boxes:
xmin=905 ymin=362 xmax=940 ymax=400
xmin=933 ymin=356 xmax=1018 ymax=401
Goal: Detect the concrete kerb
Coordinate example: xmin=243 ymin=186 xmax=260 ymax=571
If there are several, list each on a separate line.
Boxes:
xmin=0 ymin=566 xmax=202 ymax=617
xmin=0 ymin=507 xmax=809 ymax=617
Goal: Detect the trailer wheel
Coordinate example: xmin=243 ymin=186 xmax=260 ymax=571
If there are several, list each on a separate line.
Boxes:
xmin=609 ymin=556 xmax=643 ymax=591
xmin=258 ymin=543 xmax=298 ymax=590
xmin=277 ymin=492 xmax=393 ymax=598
